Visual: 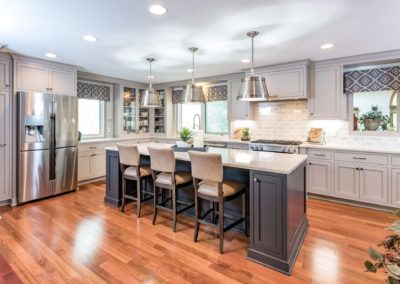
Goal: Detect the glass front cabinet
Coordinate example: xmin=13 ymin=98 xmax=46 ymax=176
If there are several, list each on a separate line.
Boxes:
xmin=117 ymin=86 xmax=166 ymax=136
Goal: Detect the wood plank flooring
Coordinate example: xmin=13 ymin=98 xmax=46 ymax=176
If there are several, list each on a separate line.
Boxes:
xmin=0 ymin=181 xmax=394 ymax=283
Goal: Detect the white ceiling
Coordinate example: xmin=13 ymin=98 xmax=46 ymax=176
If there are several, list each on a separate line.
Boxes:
xmin=1 ymin=0 xmax=400 ymax=83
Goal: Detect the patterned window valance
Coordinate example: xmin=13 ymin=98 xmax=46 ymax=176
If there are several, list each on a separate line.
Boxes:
xmin=77 ymin=80 xmax=111 ymax=102
xmin=344 ymin=66 xmax=400 ymax=94
xmin=207 ymin=84 xmax=227 ymax=102
xmin=172 ymin=88 xmax=184 ymax=104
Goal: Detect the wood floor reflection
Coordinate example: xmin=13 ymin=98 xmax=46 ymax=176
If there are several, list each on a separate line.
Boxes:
xmin=0 ymin=181 xmax=393 ymax=283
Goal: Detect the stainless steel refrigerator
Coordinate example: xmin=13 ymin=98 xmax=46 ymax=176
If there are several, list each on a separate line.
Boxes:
xmin=17 ymin=92 xmax=78 ymax=203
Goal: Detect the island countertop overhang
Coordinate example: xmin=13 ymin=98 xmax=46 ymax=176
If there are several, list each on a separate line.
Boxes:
xmin=105 ymin=142 xmax=308 ymax=175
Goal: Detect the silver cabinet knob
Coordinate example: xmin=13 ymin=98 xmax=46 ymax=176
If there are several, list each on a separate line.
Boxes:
xmin=253 ymin=177 xmax=258 ymax=182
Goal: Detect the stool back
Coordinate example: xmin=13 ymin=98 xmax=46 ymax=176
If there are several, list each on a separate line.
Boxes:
xmin=188 ymin=151 xmax=223 ymax=182
xmin=148 ymin=147 xmax=175 ymax=173
xmin=117 ymin=144 xmax=140 ymax=167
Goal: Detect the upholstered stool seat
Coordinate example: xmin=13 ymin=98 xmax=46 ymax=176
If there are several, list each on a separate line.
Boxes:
xmin=155 ymin=171 xmax=192 ymax=185
xmin=198 ymin=180 xmax=245 ymax=197
xmin=124 ymin=165 xmax=152 ymax=178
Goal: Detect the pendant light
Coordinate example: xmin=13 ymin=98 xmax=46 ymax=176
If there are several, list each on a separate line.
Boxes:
xmin=184 ymin=47 xmax=206 ymax=103
xmin=141 ymin=58 xmax=162 ymax=107
xmin=238 ymin=31 xmax=269 ymax=102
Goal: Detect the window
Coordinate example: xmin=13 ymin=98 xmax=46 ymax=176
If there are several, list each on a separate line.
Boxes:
xmin=179 ymin=103 xmax=202 ymax=131
xmin=206 ymin=101 xmax=229 ymax=133
xmin=78 ymin=99 xmax=105 ymax=138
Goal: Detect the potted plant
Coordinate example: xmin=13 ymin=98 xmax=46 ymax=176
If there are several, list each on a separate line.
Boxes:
xmin=365 ymin=209 xmax=400 ymax=283
xmin=176 ymin=127 xmax=193 ymax=147
xmin=241 ymin=127 xmax=250 ymax=141
xmin=359 ymin=107 xmax=390 ymax=131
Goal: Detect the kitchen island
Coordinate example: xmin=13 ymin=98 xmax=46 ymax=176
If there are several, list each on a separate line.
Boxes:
xmin=104 ymin=142 xmax=308 ymax=275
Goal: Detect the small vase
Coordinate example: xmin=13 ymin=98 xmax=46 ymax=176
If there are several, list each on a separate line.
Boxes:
xmin=176 ymin=141 xmax=191 ymax=148
xmin=364 ymin=118 xmax=381 ymax=131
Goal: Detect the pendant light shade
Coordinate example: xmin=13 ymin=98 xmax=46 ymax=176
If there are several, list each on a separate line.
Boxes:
xmin=184 ymin=47 xmax=205 ymax=103
xmin=141 ymin=58 xmax=162 ymax=107
xmin=238 ymin=31 xmax=269 ymax=102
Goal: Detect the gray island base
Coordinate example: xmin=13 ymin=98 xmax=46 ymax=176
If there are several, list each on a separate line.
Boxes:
xmin=104 ymin=143 xmax=308 ymax=275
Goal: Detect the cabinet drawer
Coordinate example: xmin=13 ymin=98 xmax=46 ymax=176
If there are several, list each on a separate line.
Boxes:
xmin=334 ymin=152 xmax=388 ymax=165
xmin=79 ymin=143 xmax=108 ymax=152
xmin=308 ymin=149 xmax=331 ymax=160
xmin=392 ymin=156 xmax=400 ymax=167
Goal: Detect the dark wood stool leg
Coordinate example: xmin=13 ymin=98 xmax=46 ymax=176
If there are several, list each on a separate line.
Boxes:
xmin=172 ymin=188 xmax=177 ymax=232
xmin=194 ymin=193 xmax=200 ymax=242
xmin=152 ymin=185 xmax=158 ymax=225
xmin=136 ymin=178 xmax=142 ymax=218
xmin=121 ymin=177 xmax=126 ymax=212
xmin=219 ymin=198 xmax=224 ymax=254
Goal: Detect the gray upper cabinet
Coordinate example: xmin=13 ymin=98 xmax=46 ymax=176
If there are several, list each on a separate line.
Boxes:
xmin=259 ymin=62 xmax=309 ymax=101
xmin=0 ymin=58 xmax=10 ymax=90
xmin=229 ymin=78 xmax=253 ymax=120
xmin=309 ymin=65 xmax=345 ymax=119
xmin=0 ymin=90 xmax=11 ymax=201
xmin=15 ymin=60 xmax=77 ymax=96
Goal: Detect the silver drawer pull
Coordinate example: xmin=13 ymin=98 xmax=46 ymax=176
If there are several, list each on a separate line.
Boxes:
xmin=353 ymin=157 xmax=366 ymax=160
xmin=269 ymin=95 xmax=278 ymax=98
xmin=89 ymin=147 xmax=97 ymax=149
xmin=314 ymin=154 xmax=326 ymax=157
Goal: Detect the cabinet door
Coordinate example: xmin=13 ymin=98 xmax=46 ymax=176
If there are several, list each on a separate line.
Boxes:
xmin=0 ymin=146 xmax=8 ymax=200
xmin=92 ymin=152 xmax=106 ymax=178
xmin=262 ymin=67 xmax=306 ymax=100
xmin=49 ymin=68 xmax=76 ymax=96
xmin=16 ymin=62 xmax=49 ymax=92
xmin=251 ymin=173 xmax=283 ymax=255
xmin=0 ymin=59 xmax=10 ymax=89
xmin=307 ymin=160 xmax=332 ymax=195
xmin=229 ymin=79 xmax=251 ymax=120
xmin=391 ymin=169 xmax=400 ymax=206
xmin=359 ymin=166 xmax=388 ymax=204
xmin=78 ymin=153 xmax=92 ymax=181
xmin=334 ymin=162 xmax=359 ymax=200
xmin=0 ymin=92 xmax=10 ymax=201
xmin=310 ymin=65 xmax=342 ymax=119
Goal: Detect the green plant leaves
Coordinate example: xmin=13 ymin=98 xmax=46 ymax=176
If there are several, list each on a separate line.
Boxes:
xmin=388 ymin=264 xmax=400 ymax=279
xmin=178 ymin=127 xmax=193 ymax=142
xmin=368 ymin=247 xmax=383 ymax=262
xmin=387 ymin=221 xmax=400 ymax=232
xmin=365 ymin=260 xmax=377 ymax=273
xmin=393 ymin=209 xmax=400 ymax=219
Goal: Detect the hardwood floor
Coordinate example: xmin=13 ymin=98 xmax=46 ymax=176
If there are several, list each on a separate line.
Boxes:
xmin=0 ymin=181 xmax=394 ymax=283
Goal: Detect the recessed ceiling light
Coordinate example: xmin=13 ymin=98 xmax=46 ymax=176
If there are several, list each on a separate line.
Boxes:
xmin=149 ymin=4 xmax=167 ymax=15
xmin=45 ymin=53 xmax=57 ymax=58
xmin=320 ymin=43 xmax=334 ymax=49
xmin=241 ymin=59 xmax=250 ymax=63
xmin=83 ymin=35 xmax=97 ymax=42
xmin=187 ymin=68 xmax=194 ymax=73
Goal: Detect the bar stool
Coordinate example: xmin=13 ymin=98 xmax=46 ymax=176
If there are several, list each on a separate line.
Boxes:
xmin=148 ymin=147 xmax=194 ymax=232
xmin=188 ymin=151 xmax=247 ymax=254
xmin=117 ymin=144 xmax=153 ymax=218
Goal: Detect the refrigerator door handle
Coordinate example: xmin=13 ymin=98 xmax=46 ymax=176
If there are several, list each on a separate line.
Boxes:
xmin=49 ymin=101 xmax=56 ymax=181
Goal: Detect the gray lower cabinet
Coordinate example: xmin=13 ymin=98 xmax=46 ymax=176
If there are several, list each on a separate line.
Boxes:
xmin=334 ymin=162 xmax=359 ymax=200
xmin=307 ymin=159 xmax=332 ymax=196
xmin=248 ymin=165 xmax=308 ymax=275
xmin=392 ymin=168 xmax=400 ymax=206
xmin=359 ymin=166 xmax=387 ymax=204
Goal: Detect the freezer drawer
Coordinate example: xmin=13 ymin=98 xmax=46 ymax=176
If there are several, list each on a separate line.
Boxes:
xmin=18 ymin=150 xmax=53 ymax=202
xmin=54 ymin=147 xmax=78 ymax=195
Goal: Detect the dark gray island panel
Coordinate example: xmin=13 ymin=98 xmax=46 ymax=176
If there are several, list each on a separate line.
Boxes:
xmin=248 ymin=162 xmax=308 ymax=275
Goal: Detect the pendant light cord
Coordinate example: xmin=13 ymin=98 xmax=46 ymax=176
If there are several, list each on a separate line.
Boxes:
xmin=192 ymin=50 xmax=195 ymax=84
xmin=251 ymin=36 xmax=254 ymax=73
xmin=149 ymin=60 xmax=153 ymax=89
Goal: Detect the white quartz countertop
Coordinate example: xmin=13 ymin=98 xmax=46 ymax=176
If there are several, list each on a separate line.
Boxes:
xmin=105 ymin=142 xmax=308 ymax=175
xmin=300 ymin=142 xmax=400 ymax=155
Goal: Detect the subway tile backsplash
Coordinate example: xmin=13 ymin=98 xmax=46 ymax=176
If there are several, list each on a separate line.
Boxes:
xmin=231 ymin=100 xmax=400 ymax=149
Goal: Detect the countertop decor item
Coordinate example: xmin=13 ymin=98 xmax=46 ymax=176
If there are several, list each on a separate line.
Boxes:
xmin=238 ymin=31 xmax=269 ymax=102
xmin=364 ymin=209 xmax=400 ymax=283
xmin=307 ymin=128 xmax=324 ymax=143
xmin=241 ymin=127 xmax=250 ymax=141
xmin=177 ymin=127 xmax=193 ymax=147
xmin=184 ymin=47 xmax=206 ymax=103
xmin=141 ymin=58 xmax=161 ymax=107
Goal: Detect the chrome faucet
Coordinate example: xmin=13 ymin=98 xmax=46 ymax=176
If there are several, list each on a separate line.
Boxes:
xmin=193 ymin=114 xmax=200 ymax=130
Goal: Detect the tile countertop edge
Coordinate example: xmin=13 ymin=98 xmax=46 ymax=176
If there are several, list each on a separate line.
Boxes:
xmin=105 ymin=144 xmax=308 ymax=175
xmin=300 ymin=143 xmax=400 ymax=155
